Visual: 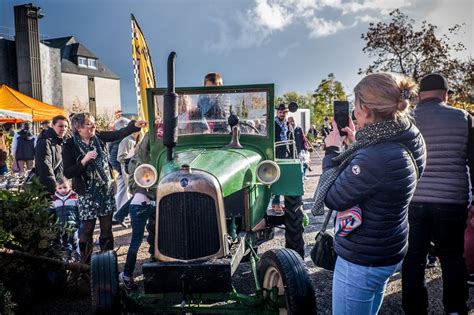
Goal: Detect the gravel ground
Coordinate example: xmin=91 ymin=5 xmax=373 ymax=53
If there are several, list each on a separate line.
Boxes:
xmin=31 ymin=150 xmax=473 ymax=314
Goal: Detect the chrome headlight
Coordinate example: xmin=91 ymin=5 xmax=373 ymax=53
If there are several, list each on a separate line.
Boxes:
xmin=256 ymin=160 xmax=280 ymax=185
xmin=134 ymin=164 xmax=158 ymax=188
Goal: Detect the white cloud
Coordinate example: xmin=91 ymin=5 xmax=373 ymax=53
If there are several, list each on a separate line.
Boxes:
xmin=253 ymin=0 xmax=292 ymax=30
xmin=205 ymin=0 xmax=413 ymax=53
xmin=320 ymin=0 xmax=412 ymax=15
xmin=355 ymin=14 xmax=378 ymax=23
xmin=306 ymin=17 xmax=346 ymax=38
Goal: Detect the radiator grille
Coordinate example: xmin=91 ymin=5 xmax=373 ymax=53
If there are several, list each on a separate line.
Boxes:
xmin=158 ymin=192 xmax=220 ymax=260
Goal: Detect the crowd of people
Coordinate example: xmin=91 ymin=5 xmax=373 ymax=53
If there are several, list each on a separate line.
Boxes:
xmin=0 ymin=70 xmax=472 ymax=314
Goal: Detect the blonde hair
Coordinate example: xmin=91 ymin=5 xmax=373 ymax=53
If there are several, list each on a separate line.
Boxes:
xmin=354 ymin=72 xmax=418 ymax=121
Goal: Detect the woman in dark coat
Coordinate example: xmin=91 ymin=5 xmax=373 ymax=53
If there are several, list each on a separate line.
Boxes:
xmin=63 ymin=113 xmax=146 ymax=263
xmin=312 ymin=73 xmax=426 ymax=314
xmin=34 ymin=115 xmax=69 ymax=195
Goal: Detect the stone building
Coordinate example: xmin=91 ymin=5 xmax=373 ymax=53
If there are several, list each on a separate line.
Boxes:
xmin=0 ymin=3 xmax=121 ymax=118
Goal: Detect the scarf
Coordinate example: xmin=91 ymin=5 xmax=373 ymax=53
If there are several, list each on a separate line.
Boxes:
xmin=311 ymin=118 xmax=410 ymax=216
xmin=275 ymin=117 xmax=288 ymax=141
xmin=72 ymin=133 xmax=110 ymax=188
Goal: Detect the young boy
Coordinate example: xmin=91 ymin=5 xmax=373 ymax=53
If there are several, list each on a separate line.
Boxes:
xmin=51 ymin=177 xmax=80 ymax=261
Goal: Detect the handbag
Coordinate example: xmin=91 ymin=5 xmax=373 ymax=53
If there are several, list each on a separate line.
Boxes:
xmin=310 ymin=208 xmax=337 ymax=271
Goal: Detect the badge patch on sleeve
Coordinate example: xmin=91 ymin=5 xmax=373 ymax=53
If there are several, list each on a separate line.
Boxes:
xmin=352 ymin=165 xmax=361 ymax=175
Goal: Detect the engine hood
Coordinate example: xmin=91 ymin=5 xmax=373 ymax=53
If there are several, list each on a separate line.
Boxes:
xmin=160 ymin=148 xmax=262 ymax=197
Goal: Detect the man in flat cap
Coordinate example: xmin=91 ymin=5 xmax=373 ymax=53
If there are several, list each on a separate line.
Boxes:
xmin=402 ymin=73 xmax=473 ymax=315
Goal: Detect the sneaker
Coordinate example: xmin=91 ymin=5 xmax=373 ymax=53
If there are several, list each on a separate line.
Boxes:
xmin=113 ymin=219 xmax=128 ymax=229
xmin=468 ymin=274 xmax=474 ymax=286
xmin=119 ymin=272 xmax=137 ymax=290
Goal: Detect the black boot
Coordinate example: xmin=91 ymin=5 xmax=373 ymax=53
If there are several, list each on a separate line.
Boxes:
xmin=99 ymin=237 xmax=114 ymax=251
xmin=79 ymin=241 xmax=93 ymax=265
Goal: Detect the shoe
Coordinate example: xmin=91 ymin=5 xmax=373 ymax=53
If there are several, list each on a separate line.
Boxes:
xmin=468 ymin=274 xmax=474 ymax=286
xmin=303 ymin=176 xmax=309 ymax=180
xmin=119 ymin=272 xmax=137 ymax=290
xmin=113 ymin=219 xmax=128 ymax=229
xmin=426 ymin=255 xmax=438 ymax=268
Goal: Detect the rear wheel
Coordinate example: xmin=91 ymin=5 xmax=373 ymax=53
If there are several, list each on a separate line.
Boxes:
xmin=284 ymin=195 xmax=305 ymax=258
xmin=90 ymin=250 xmax=120 ymax=314
xmin=258 ymin=248 xmax=316 ymax=315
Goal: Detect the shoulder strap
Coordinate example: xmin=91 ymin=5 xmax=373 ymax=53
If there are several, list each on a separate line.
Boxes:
xmin=320 ymin=209 xmax=333 ymax=233
xmin=398 ymin=143 xmax=420 ymax=180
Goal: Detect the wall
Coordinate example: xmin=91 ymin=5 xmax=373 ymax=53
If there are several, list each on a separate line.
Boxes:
xmin=288 ymin=108 xmax=311 ymax=133
xmin=40 ymin=43 xmax=62 ymax=106
xmin=0 ymin=39 xmax=18 ymax=88
xmin=61 ymin=72 xmax=89 ymax=114
xmin=94 ymin=77 xmax=121 ymax=119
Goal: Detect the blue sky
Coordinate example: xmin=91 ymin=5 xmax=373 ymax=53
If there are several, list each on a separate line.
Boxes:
xmin=1 ymin=0 xmax=472 ymax=113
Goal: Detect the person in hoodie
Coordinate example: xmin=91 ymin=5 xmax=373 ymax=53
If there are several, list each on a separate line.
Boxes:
xmin=50 ymin=177 xmax=80 ymax=261
xmin=313 ymin=72 xmax=426 ymax=314
xmin=14 ymin=122 xmax=36 ymax=176
xmin=35 ymin=115 xmax=70 ymax=195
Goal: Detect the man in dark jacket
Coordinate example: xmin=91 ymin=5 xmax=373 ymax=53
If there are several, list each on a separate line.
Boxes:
xmin=35 ymin=115 xmax=69 ymax=195
xmin=402 ymin=74 xmax=473 ymax=315
xmin=14 ymin=122 xmax=36 ymax=176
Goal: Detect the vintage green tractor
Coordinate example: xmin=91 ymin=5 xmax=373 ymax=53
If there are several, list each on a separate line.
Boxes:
xmin=90 ymin=53 xmax=316 ymax=314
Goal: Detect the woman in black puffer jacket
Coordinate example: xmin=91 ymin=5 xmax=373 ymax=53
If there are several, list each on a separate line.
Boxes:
xmin=313 ymin=72 xmax=426 ymax=314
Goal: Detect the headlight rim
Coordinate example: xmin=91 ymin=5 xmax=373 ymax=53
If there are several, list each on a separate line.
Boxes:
xmin=256 ymin=160 xmax=281 ymax=185
xmin=133 ymin=163 xmax=158 ymax=188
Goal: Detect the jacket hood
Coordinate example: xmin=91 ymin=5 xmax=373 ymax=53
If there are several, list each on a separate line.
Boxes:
xmin=42 ymin=127 xmax=63 ymax=143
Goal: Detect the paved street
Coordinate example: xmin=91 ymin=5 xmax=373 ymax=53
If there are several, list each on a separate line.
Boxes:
xmin=34 ymin=150 xmax=473 ymax=313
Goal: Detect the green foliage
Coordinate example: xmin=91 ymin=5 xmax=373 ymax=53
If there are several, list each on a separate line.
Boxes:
xmin=276 ymin=73 xmax=348 ymax=128
xmin=0 ymin=178 xmax=61 ymax=257
xmin=312 ymin=73 xmax=347 ymax=126
xmin=0 ymin=178 xmax=66 ymax=304
xmin=0 ymin=283 xmax=15 ymax=315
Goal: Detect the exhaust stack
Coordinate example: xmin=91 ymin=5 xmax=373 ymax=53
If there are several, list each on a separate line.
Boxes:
xmin=163 ymin=52 xmax=178 ymax=161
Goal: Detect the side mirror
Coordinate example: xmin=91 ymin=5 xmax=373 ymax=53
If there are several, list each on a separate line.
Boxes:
xmin=288 ymin=102 xmax=298 ymax=113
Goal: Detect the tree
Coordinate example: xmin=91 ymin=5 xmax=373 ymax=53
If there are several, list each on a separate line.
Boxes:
xmin=276 ymin=74 xmax=348 ymax=127
xmin=312 ymin=73 xmax=348 ymax=126
xmin=360 ymin=9 xmax=472 ymax=105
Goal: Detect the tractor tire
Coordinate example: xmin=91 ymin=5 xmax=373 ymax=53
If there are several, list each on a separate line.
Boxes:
xmin=258 ymin=248 xmax=317 ymax=315
xmin=284 ymin=195 xmax=305 ymax=258
xmin=90 ymin=250 xmax=120 ymax=314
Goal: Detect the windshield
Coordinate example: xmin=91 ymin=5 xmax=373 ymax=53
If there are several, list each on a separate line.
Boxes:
xmin=154 ymin=90 xmax=268 ymax=138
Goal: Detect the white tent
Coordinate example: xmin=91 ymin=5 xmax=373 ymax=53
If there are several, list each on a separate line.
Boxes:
xmin=0 ymin=109 xmax=33 ymax=122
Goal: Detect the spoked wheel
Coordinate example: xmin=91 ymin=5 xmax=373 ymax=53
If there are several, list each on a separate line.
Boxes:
xmin=258 ymin=248 xmax=316 ymax=315
xmin=90 ymin=250 xmax=121 ymax=314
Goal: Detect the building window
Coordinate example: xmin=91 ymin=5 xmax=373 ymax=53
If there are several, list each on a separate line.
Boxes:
xmin=78 ymin=56 xmax=87 ymax=67
xmin=88 ymin=58 xmax=97 ymax=69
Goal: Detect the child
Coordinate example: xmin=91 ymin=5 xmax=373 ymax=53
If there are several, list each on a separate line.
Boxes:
xmin=51 ymin=177 xmax=80 ymax=261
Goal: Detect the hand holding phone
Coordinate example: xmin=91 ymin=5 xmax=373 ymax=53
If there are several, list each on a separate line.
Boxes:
xmin=334 ymin=101 xmax=349 ymax=137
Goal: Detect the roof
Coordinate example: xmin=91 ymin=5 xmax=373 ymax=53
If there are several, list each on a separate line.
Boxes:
xmin=71 ymin=43 xmax=97 ymax=59
xmin=0 ymin=84 xmax=66 ymax=122
xmin=43 ymin=36 xmax=119 ymax=80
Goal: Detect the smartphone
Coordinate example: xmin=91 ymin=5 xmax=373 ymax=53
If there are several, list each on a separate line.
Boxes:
xmin=334 ymin=101 xmax=349 ymax=137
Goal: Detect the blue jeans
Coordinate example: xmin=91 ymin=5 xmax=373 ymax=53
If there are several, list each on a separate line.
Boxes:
xmin=332 ymin=256 xmax=400 ymax=315
xmin=123 ymin=204 xmax=154 ymax=277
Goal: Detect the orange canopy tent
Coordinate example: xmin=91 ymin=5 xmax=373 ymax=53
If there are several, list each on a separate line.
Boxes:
xmin=0 ymin=84 xmax=66 ymax=122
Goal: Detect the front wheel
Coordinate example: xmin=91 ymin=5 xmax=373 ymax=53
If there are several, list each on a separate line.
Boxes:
xmin=284 ymin=195 xmax=305 ymax=258
xmin=90 ymin=250 xmax=120 ymax=314
xmin=258 ymin=248 xmax=316 ymax=315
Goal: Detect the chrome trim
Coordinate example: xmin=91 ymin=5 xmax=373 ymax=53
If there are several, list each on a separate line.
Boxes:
xmin=154 ymin=168 xmax=228 ymax=262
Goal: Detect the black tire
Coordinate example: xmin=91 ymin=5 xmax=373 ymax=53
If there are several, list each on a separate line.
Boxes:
xmin=90 ymin=250 xmax=120 ymax=314
xmin=284 ymin=195 xmax=305 ymax=258
xmin=258 ymin=248 xmax=316 ymax=315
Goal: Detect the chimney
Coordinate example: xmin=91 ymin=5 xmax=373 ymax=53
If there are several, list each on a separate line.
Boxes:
xmin=14 ymin=3 xmax=44 ymax=100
